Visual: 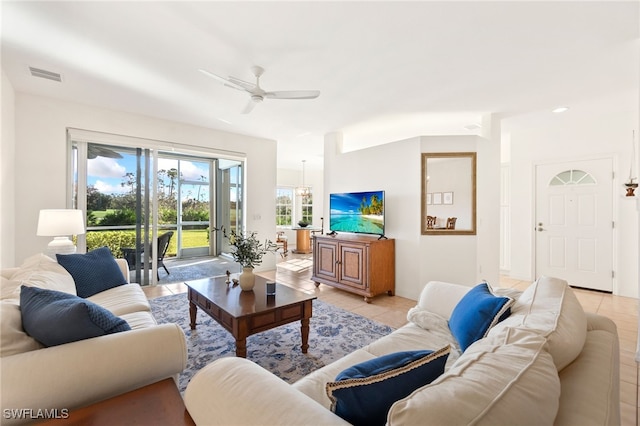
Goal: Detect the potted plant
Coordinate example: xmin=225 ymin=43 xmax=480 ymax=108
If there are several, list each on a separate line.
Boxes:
xmin=216 ymin=227 xmax=277 ymax=291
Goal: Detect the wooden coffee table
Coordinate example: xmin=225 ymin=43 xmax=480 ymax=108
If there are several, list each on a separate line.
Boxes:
xmin=186 ymin=275 xmax=317 ymax=358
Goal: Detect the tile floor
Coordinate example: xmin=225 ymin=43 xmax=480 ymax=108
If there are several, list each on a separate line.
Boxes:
xmin=142 ymin=255 xmax=639 ymax=425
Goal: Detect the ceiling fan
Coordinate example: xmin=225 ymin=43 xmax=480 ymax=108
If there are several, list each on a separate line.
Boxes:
xmin=199 ymin=65 xmax=320 ymax=114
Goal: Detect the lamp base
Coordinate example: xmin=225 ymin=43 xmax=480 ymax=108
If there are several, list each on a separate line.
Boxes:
xmin=47 ymin=237 xmax=77 ymax=258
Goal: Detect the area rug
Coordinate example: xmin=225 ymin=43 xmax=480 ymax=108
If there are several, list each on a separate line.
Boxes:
xmin=150 ymin=293 xmax=394 ymax=393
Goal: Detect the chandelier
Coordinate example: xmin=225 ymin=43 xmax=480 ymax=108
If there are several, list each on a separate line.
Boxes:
xmin=296 ymin=160 xmax=311 ymax=196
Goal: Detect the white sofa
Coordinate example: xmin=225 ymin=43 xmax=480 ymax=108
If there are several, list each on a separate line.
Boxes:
xmin=185 ymin=276 xmax=620 ymax=426
xmin=0 ymin=253 xmax=187 ymax=424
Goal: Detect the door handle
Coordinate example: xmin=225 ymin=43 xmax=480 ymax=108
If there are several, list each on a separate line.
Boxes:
xmin=537 ymin=227 xmax=545 ymax=232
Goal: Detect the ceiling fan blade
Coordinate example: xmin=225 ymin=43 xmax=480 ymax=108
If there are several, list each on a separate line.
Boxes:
xmin=199 ymin=69 xmax=247 ymax=92
xmin=265 ymin=90 xmax=320 ymax=100
xmin=227 ymin=76 xmax=257 ymax=91
xmin=241 ymin=99 xmax=259 ymax=114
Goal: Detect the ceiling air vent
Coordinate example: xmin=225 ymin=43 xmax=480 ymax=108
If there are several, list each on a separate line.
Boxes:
xmin=29 ymin=66 xmax=62 ymax=82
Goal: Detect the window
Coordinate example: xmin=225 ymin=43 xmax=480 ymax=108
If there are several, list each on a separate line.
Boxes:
xmin=276 ymin=187 xmax=293 ymax=226
xmin=301 ymin=192 xmax=313 ymax=223
xmin=550 ymin=169 xmax=596 ymax=186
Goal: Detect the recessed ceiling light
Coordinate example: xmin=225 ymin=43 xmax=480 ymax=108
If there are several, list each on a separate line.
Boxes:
xmin=216 ymin=117 xmax=231 ymax=124
xmin=552 ymin=106 xmax=569 ymax=113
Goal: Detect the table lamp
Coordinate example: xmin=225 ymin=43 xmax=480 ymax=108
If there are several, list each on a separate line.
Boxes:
xmin=36 ymin=209 xmax=85 ymax=256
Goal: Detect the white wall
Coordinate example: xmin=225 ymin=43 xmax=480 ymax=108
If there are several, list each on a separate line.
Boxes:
xmin=504 ymin=92 xmax=639 ymax=298
xmin=1 ymin=70 xmax=16 ymax=268
xmin=10 ymin=93 xmax=278 ymax=270
xmin=324 ymin=133 xmax=500 ymax=301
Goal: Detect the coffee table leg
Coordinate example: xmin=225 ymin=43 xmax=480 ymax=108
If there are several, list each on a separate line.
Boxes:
xmin=235 ymin=338 xmax=247 ymax=358
xmin=189 ymin=300 xmax=197 ymax=330
xmin=301 ymin=318 xmax=310 ymax=353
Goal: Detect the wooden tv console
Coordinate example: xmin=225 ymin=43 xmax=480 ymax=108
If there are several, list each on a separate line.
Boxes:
xmin=311 ymin=234 xmax=395 ymax=303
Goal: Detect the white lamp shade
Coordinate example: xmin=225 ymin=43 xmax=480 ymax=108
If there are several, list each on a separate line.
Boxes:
xmin=37 ymin=209 xmax=85 ymax=236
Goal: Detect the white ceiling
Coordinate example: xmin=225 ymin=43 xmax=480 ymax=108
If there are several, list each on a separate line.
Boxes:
xmin=2 ymin=1 xmax=638 ymax=171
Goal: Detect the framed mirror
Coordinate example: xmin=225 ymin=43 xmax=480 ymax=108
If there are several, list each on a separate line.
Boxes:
xmin=421 ymin=152 xmax=477 ymax=235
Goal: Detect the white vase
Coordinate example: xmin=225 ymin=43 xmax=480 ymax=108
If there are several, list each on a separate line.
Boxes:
xmin=239 ymin=267 xmax=256 ymax=291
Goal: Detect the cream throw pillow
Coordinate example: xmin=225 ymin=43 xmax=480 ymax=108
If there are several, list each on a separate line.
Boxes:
xmin=488 ymin=276 xmax=587 ymax=371
xmin=0 ymin=299 xmax=44 ymax=357
xmin=388 ymin=326 xmax=560 ymax=426
xmin=10 ymin=253 xmax=76 ymax=296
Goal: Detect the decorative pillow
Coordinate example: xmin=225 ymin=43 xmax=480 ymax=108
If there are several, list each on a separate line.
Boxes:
xmin=448 ymin=283 xmax=514 ymax=351
xmin=326 ymin=346 xmax=450 ymax=426
xmin=488 ymin=276 xmax=586 ymax=370
xmin=57 ymin=246 xmax=126 ymax=298
xmin=20 ymin=285 xmax=130 ymax=347
xmin=387 ymin=327 xmax=560 ymax=426
xmin=9 ymin=253 xmax=76 ymax=296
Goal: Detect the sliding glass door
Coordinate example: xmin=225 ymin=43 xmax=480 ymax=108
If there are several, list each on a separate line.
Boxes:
xmin=69 ymin=130 xmax=244 ymax=285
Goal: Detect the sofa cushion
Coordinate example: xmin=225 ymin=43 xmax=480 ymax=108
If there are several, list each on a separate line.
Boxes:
xmin=488 ymin=276 xmax=586 ymax=370
xmin=57 ymin=247 xmax=127 ymax=298
xmin=8 ymin=253 xmax=76 ymax=297
xmin=448 ymin=283 xmax=514 ymax=351
xmin=387 ymin=327 xmax=561 ymax=426
xmin=87 ymin=284 xmax=151 ymax=316
xmin=327 ymin=346 xmax=450 ymax=426
xmin=20 ymin=286 xmax=131 ymax=347
xmin=0 ymin=299 xmax=44 ymax=357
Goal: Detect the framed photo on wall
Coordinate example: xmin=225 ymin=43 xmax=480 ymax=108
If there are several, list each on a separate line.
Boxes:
xmin=426 ymin=193 xmax=432 ymax=205
xmin=443 ymin=192 xmax=453 ymax=205
xmin=433 ymin=192 xmax=442 ymax=205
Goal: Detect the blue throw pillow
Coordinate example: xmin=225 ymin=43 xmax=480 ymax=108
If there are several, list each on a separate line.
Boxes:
xmin=326 ymin=346 xmax=450 ymax=426
xmin=449 ymin=282 xmax=514 ymax=351
xmin=20 ymin=285 xmax=131 ymax=347
xmin=57 ymin=246 xmax=127 ymax=298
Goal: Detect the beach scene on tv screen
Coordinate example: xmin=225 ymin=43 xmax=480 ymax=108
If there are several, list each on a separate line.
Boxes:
xmin=330 ymin=191 xmax=384 ymax=235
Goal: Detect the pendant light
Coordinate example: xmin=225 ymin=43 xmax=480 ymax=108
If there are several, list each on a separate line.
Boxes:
xmin=296 ymin=160 xmax=310 ymax=196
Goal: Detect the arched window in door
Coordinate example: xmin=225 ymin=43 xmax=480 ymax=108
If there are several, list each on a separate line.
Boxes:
xmin=549 ymin=169 xmax=596 ymax=186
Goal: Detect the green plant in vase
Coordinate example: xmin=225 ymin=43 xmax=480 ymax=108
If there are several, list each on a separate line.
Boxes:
xmin=215 ymin=227 xmax=277 ymax=291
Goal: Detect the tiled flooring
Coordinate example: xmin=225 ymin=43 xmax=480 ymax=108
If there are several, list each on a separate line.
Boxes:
xmin=143 ymin=254 xmax=639 ymax=425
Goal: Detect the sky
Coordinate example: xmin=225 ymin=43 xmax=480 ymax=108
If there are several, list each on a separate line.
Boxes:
xmin=330 ymin=190 xmax=384 ymax=215
xmin=87 ymin=152 xmax=210 ymax=199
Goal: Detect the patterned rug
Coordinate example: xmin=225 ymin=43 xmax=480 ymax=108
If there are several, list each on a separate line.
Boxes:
xmin=150 ymin=293 xmax=394 ymax=393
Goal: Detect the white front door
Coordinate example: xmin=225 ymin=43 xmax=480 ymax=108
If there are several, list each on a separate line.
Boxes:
xmin=535 ymin=158 xmax=613 ymax=292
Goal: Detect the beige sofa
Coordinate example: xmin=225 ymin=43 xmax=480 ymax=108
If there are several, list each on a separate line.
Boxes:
xmin=185 ymin=276 xmax=620 ymax=425
xmin=0 ymin=253 xmax=187 ymax=424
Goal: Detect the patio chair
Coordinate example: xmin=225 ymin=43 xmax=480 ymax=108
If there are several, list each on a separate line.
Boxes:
xmin=122 ymin=231 xmax=174 ymax=281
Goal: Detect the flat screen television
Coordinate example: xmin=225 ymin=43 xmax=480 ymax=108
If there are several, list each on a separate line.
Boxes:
xmin=329 ymin=190 xmax=385 ymax=236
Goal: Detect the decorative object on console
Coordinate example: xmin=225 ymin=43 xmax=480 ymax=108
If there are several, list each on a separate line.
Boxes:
xmin=625 ymin=130 xmax=637 ymax=197
xmin=36 ymin=209 xmax=85 ymax=256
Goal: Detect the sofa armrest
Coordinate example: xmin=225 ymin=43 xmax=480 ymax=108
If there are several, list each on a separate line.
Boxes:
xmin=115 ymin=258 xmax=129 ymax=284
xmin=185 ymin=358 xmax=349 ymax=426
xmin=555 ymin=313 xmax=620 ymax=426
xmin=1 ymin=324 xmax=186 ymax=422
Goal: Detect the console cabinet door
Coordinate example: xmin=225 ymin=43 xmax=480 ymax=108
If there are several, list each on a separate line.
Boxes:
xmin=338 ymin=243 xmax=367 ymax=289
xmin=314 ymin=239 xmax=338 ymax=282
